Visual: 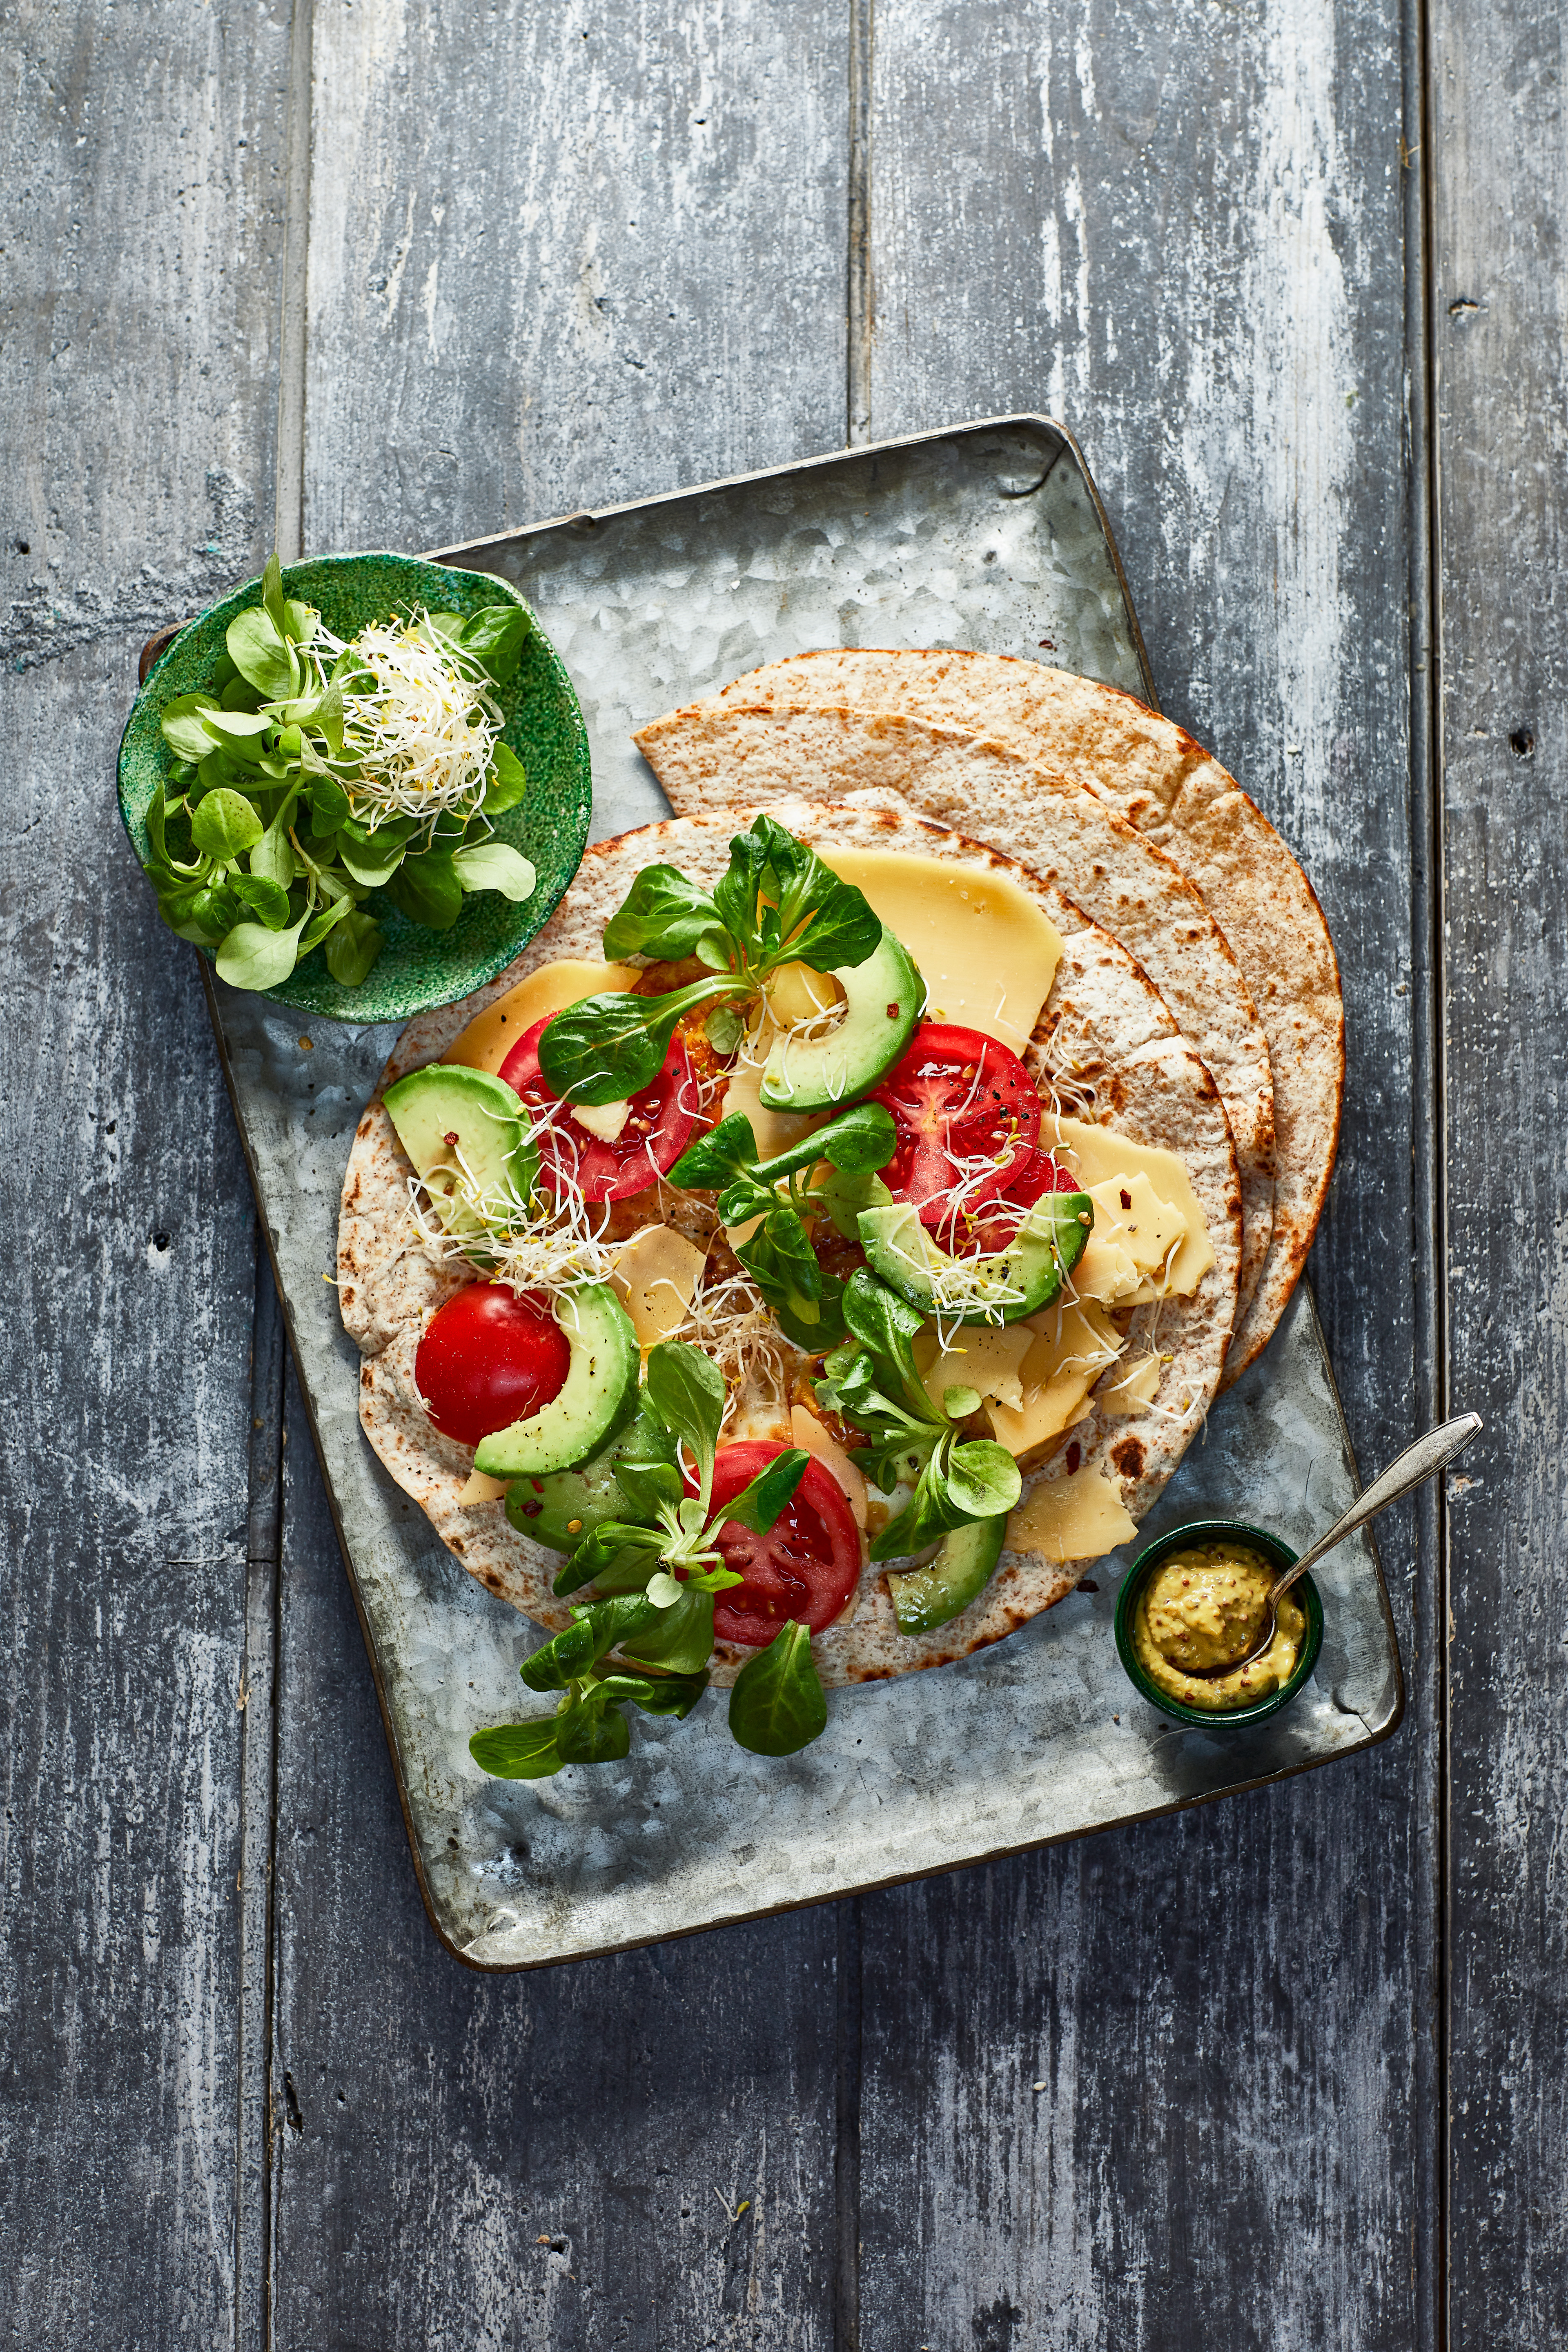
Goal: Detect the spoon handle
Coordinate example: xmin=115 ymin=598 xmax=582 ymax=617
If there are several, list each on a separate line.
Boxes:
xmin=1269 ymin=1411 xmax=1483 ymax=1604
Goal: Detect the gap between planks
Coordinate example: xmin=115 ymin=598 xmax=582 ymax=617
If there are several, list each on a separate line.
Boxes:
xmin=236 ymin=1256 xmax=286 ymax=2352
xmin=1407 ymin=0 xmax=1452 ymax=2336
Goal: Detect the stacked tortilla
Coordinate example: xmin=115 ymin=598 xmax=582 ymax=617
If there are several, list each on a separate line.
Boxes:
xmin=635 ymin=651 xmax=1343 ymax=1385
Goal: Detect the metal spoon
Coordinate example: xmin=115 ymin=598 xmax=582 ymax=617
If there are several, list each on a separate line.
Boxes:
xmin=1183 ymin=1411 xmax=1483 ymax=1677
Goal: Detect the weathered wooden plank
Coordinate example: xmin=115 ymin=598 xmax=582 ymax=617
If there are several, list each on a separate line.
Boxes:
xmin=270 ymin=3 xmax=852 ymax=2339
xmin=1429 ymin=0 xmax=1568 ymax=2335
xmin=269 ymin=1370 xmax=841 ymax=2349
xmin=303 ymin=0 xmax=851 ymax=552
xmin=0 ymin=5 xmax=291 ymax=2341
xmin=856 ymin=0 xmax=1436 ymax=2343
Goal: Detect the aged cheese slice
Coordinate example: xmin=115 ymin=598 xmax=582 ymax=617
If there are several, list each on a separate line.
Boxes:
xmin=1047 ymin=1114 xmax=1214 ymax=1298
xmin=720 ymin=1053 xmax=826 ymax=1162
xmin=818 ymin=846 xmax=1063 ymax=1055
xmin=443 ymin=959 xmax=641 ymax=1076
xmin=456 ymin=1468 xmax=509 ymax=1506
xmin=572 ymin=1098 xmax=632 ymax=1144
xmin=766 ymin=961 xmax=842 ymax=1027
xmin=1072 ymin=1232 xmax=1142 ymax=1307
xmin=791 ymin=1405 xmax=869 ymax=1531
xmin=987 ymin=1300 xmax=1123 ymax=1458
xmin=1098 ymin=1352 xmax=1163 ymax=1414
xmin=611 ymin=1226 xmax=708 ymax=1346
xmin=1007 ymin=1464 xmax=1137 ymax=1564
xmin=1075 ymin=1172 xmax=1189 ymax=1305
xmin=914 ymin=1323 xmax=1034 ymax=1412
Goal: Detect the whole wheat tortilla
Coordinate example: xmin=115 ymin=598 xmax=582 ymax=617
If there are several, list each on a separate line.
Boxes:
xmin=635 ymin=700 xmax=1276 ymax=1328
xmin=699 ymin=650 xmax=1343 ymax=1382
xmin=339 ymin=799 xmax=1239 ymax=1686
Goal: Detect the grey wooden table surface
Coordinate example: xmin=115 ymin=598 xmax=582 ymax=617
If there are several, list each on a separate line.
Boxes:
xmin=2 ymin=0 xmax=1556 ymax=2344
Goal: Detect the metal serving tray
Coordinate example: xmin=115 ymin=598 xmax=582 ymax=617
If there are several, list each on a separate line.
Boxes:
xmin=196 ymin=416 xmax=1402 ymax=1969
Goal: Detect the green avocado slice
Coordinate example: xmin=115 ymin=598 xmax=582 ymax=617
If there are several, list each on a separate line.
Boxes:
xmin=505 ymin=1395 xmax=677 ymax=1554
xmin=857 ymin=1189 xmax=1094 ymax=1326
xmin=382 ymin=1062 xmax=538 ymax=1241
xmin=885 ymin=1513 xmax=1009 ymax=1634
xmin=473 ymin=1283 xmax=640 ymax=1477
xmin=758 ymin=928 xmax=923 ymax=1112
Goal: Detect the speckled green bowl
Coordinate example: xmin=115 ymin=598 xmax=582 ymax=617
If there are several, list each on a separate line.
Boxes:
xmin=117 ymin=552 xmax=592 ymax=1024
xmin=1114 ymin=1518 xmax=1324 ymax=1729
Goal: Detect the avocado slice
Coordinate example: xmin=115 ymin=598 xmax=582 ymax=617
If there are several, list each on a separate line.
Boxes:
xmin=382 ymin=1063 xmax=538 ymax=1241
xmin=505 ymin=1394 xmax=677 ymax=1553
xmin=474 ymin=1283 xmax=640 ymax=1477
xmin=759 ymin=928 xmax=923 ymax=1112
xmin=857 ymin=1189 xmax=1093 ymax=1326
xmin=885 ymin=1513 xmax=1009 ymax=1634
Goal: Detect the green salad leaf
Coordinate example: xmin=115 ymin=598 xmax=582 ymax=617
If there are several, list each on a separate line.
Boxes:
xmin=815 ymin=1269 xmax=1023 ymax=1561
xmin=470 ymin=1348 xmax=833 ymax=1780
xmin=728 ymin=1622 xmax=829 ymax=1756
xmin=146 ymin=554 xmax=539 ymax=993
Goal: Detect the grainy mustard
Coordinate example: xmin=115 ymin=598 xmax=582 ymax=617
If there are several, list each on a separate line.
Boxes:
xmin=1133 ymin=1541 xmax=1303 ymax=1710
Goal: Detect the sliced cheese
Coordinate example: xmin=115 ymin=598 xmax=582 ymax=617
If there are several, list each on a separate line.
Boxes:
xmin=791 ymin=1405 xmax=869 ymax=1531
xmin=457 ymin=1468 xmax=509 ymax=1506
xmin=1098 ymin=1352 xmax=1163 ymax=1415
xmin=1076 ymin=1172 xmax=1188 ymax=1303
xmin=720 ymin=1053 xmax=826 ymax=1162
xmin=1072 ymin=1232 xmax=1143 ymax=1307
xmin=611 ymin=1226 xmax=708 ymax=1346
xmin=914 ymin=1323 xmax=1034 ymax=1412
xmin=1007 ymin=1464 xmax=1138 ymax=1564
xmin=818 ymin=846 xmax=1062 ymax=1055
xmin=766 ymin=961 xmax=842 ymax=1027
xmin=443 ymin=959 xmax=641 ymax=1076
xmin=1047 ymin=1114 xmax=1214 ymax=1298
xmin=572 ymin=1098 xmax=631 ymax=1144
xmin=987 ymin=1300 xmax=1123 ymax=1458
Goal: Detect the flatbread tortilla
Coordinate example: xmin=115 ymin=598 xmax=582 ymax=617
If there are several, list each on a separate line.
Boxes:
xmin=635 ymin=700 xmax=1275 ymax=1328
xmin=698 ymin=650 xmax=1343 ymax=1382
xmin=339 ymin=799 xmax=1240 ymax=1685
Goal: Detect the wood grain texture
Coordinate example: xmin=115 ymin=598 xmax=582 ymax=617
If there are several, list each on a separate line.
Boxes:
xmin=270 ymin=1370 xmax=840 ymax=2350
xmin=0 ymin=4 xmax=289 ymax=2341
xmin=1429 ymin=0 xmax=1568 ymax=2333
xmin=302 ymin=0 xmax=851 ymax=553
xmin=856 ymin=1 xmax=1438 ymax=2342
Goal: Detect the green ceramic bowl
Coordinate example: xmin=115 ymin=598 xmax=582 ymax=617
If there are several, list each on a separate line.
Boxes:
xmin=117 ymin=552 xmax=592 ymax=1023
xmin=1113 ymin=1517 xmax=1324 ymax=1729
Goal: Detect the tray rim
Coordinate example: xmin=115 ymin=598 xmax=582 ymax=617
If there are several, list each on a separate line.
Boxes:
xmin=426 ymin=411 xmax=1163 ymax=715
xmin=186 ymin=414 xmax=1402 ymax=1972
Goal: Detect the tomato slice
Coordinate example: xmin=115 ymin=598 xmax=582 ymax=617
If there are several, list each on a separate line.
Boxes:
xmin=499 ymin=1013 xmax=699 ymax=1202
xmin=959 ymin=1143 xmax=1080 ymax=1256
xmin=870 ymin=1022 xmax=1042 ymax=1229
xmin=414 ymin=1283 xmax=571 ymax=1446
xmin=704 ymin=1439 xmax=862 ymax=1644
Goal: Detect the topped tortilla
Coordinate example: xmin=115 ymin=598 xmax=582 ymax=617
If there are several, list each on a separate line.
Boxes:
xmin=634 ymin=699 xmax=1277 ymax=1330
xmin=338 ymin=798 xmax=1239 ymax=1686
xmin=681 ymin=649 xmax=1343 ymax=1382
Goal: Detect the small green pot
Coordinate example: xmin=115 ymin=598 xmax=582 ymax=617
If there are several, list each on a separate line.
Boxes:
xmin=1114 ymin=1518 xmax=1324 ymax=1729
xmin=117 ymin=551 xmax=592 ymax=1024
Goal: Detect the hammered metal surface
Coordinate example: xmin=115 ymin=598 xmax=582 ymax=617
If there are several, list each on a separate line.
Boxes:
xmin=207 ymin=419 xmax=1400 ymax=1968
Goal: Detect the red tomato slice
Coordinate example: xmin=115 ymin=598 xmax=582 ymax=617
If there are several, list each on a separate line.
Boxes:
xmin=959 ymin=1144 xmax=1081 ymax=1256
xmin=498 ymin=1013 xmax=699 ymax=1202
xmin=870 ymin=1022 xmax=1042 ymax=1229
xmin=703 ymin=1440 xmax=862 ymax=1644
xmin=414 ymin=1283 xmax=571 ymax=1446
